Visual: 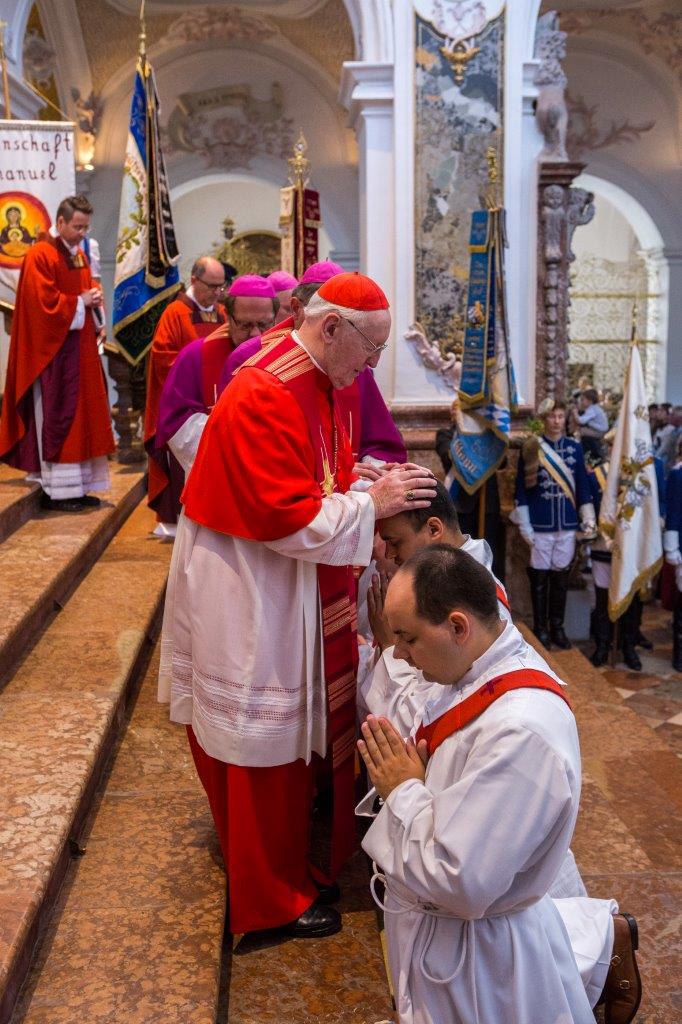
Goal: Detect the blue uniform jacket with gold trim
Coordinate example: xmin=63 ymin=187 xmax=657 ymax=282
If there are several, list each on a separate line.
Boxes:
xmin=515 ymin=435 xmax=591 ymax=532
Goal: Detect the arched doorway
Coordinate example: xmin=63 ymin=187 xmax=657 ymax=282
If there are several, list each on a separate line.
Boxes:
xmin=568 ymin=173 xmax=669 ymax=402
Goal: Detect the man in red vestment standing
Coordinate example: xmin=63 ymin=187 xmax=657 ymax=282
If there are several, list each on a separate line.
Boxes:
xmin=0 ymin=194 xmax=115 ymax=512
xmin=159 ymin=272 xmax=437 ymax=939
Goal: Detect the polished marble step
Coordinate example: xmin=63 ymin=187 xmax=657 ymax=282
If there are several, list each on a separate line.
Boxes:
xmin=0 ymin=503 xmax=172 ymax=1024
xmin=8 ymin=645 xmax=226 ymax=1024
xmin=0 ymin=468 xmax=41 ymax=546
xmin=0 ymin=466 xmax=145 ymax=688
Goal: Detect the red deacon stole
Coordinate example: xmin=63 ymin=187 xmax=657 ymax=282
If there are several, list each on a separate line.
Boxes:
xmin=247 ymin=334 xmax=359 ymax=877
xmin=415 ymin=668 xmax=572 ymax=758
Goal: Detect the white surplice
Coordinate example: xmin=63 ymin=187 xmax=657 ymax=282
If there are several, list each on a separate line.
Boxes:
xmin=158 ymin=489 xmax=375 ymax=767
xmin=360 ymin=622 xmax=599 ymax=1024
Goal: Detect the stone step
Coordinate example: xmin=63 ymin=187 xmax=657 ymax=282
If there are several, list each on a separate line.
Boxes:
xmin=0 ymin=466 xmax=145 ymax=689
xmin=0 ymin=503 xmax=172 ymax=1024
xmin=0 ymin=468 xmax=41 ymax=546
xmin=7 ymin=658 xmax=393 ymax=1023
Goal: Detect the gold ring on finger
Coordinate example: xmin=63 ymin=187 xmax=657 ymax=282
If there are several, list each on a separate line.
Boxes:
xmin=406 ymin=490 xmax=415 ymax=501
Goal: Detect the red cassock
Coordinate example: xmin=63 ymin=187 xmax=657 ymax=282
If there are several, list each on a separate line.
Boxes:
xmin=182 ymin=334 xmax=360 ymax=933
xmin=0 ymin=237 xmax=114 ymax=470
xmin=144 ymin=294 xmax=227 ymax=513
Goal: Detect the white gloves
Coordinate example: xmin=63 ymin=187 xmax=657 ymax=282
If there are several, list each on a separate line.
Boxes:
xmin=509 ymin=504 xmax=535 ymax=547
xmin=664 ymin=530 xmax=682 ymax=565
xmin=578 ymin=502 xmax=597 ymax=538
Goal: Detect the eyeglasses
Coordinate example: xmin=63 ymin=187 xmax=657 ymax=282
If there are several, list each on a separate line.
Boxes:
xmin=195 ymin=276 xmax=226 ymax=292
xmin=341 ymin=316 xmax=388 ymax=355
xmin=231 ymin=316 xmax=276 ymax=333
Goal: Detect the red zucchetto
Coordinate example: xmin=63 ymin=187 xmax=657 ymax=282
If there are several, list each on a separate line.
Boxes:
xmin=317 ymin=271 xmax=389 ymax=311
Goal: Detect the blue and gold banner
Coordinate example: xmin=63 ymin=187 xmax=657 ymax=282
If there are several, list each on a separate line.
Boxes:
xmin=450 ymin=207 xmax=518 ymax=496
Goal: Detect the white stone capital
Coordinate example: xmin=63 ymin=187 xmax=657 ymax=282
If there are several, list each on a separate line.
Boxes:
xmin=339 ymin=61 xmax=394 ymax=130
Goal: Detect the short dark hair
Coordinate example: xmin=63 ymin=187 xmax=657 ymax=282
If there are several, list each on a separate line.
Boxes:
xmin=292 ymin=281 xmax=320 ymax=306
xmin=583 ymin=388 xmax=599 ymax=404
xmin=395 ymin=480 xmax=459 ymax=533
xmin=402 ymin=543 xmax=500 ymax=626
xmin=56 ymin=194 xmax=93 ymax=222
xmin=225 ymin=293 xmax=279 ymax=318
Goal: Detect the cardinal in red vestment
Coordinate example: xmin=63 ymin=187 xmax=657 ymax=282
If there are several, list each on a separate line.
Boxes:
xmin=159 ymin=272 xmax=437 ymax=938
xmin=0 ymin=194 xmax=115 ymax=512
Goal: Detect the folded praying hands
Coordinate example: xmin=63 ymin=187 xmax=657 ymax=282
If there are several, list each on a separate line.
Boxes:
xmin=358 ymin=715 xmax=428 ymax=800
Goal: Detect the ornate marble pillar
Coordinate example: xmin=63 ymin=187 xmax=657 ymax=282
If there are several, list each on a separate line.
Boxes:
xmin=535 ymin=166 xmax=594 ymax=405
xmin=107 ymin=351 xmax=146 ymax=465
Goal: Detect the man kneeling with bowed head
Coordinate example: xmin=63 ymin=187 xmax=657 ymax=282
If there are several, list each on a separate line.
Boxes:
xmin=358 ymin=545 xmax=641 ymax=1024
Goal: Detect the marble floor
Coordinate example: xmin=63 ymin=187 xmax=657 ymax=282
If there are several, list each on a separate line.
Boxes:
xmin=576 ymin=602 xmax=682 ymax=759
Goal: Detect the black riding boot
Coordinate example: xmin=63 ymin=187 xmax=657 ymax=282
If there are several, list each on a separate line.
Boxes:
xmin=620 ymin=600 xmax=642 ymax=671
xmin=527 ymin=567 xmax=551 ymax=648
xmin=674 ymin=592 xmax=682 ymax=672
xmin=549 ymin=569 xmax=571 ymax=649
xmin=591 ymin=586 xmax=612 ymax=667
xmin=632 ymin=595 xmax=653 ymax=649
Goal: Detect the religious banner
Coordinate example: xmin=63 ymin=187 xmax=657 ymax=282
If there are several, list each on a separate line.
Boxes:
xmin=113 ymin=57 xmax=180 ymax=365
xmin=0 ymin=120 xmax=76 ymax=298
xmin=599 ymin=342 xmax=663 ymax=620
xmin=449 ymin=205 xmax=518 ymax=495
xmin=279 ymin=132 xmax=320 ymax=277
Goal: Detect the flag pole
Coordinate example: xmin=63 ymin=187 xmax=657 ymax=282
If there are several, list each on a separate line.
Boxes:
xmin=139 ymin=0 xmax=147 ymax=69
xmin=0 ymin=20 xmax=12 ymax=119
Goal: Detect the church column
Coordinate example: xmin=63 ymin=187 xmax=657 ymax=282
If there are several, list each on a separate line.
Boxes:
xmin=536 ymin=165 xmax=594 ymax=404
xmin=664 ymin=249 xmax=682 ymax=404
xmin=339 ymin=61 xmax=395 ymax=396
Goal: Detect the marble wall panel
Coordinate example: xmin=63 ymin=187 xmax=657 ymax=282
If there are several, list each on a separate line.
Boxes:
xmin=414 ymin=10 xmax=504 ymax=355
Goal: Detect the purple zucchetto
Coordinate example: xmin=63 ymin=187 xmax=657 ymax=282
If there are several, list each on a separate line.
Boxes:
xmin=299 ymin=260 xmax=345 ymax=285
xmin=267 ymin=270 xmax=298 ymax=292
xmin=227 ymin=274 xmax=276 ymax=298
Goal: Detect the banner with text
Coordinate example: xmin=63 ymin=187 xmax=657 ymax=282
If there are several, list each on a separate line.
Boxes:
xmin=0 ymin=120 xmax=76 ymax=302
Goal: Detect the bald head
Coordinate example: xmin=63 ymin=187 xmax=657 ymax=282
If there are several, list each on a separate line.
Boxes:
xmin=190 ymin=256 xmax=226 ymax=308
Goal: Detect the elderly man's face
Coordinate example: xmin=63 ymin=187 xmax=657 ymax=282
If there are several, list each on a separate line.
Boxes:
xmin=229 ymin=295 xmax=277 ymax=345
xmin=192 ymin=264 xmax=225 ymax=308
xmin=322 ymin=309 xmax=391 ymax=389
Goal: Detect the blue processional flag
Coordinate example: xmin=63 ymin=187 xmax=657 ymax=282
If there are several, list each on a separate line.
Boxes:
xmin=112 ymin=57 xmax=180 ymax=365
xmin=449 ymin=207 xmax=518 ymax=496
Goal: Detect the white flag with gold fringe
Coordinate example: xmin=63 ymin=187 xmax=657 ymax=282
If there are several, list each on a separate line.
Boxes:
xmin=599 ymin=342 xmax=662 ymax=621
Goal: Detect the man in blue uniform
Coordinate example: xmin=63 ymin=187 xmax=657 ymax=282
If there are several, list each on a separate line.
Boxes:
xmin=511 ymin=398 xmax=596 ymax=648
xmin=588 ymin=451 xmax=665 ymax=670
xmin=664 ymin=453 xmax=682 ymax=671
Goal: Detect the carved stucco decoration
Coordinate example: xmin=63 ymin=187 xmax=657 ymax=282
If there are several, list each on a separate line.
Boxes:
xmin=405 ymin=322 xmax=462 ymax=392
xmin=76 ymin=1 xmax=353 ymax=95
xmin=161 ymin=81 xmax=295 ymax=169
xmin=534 ymin=12 xmax=569 ymax=163
xmin=164 ymin=5 xmax=279 ymax=45
xmin=565 ymin=91 xmax=655 ymax=161
xmin=71 ymin=88 xmax=104 ymax=141
xmin=560 ymin=7 xmax=682 ymax=84
xmin=22 ymin=29 xmax=57 ymax=86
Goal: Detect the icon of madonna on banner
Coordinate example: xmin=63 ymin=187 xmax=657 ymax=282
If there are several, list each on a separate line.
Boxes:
xmin=0 ymin=191 xmax=50 ymax=270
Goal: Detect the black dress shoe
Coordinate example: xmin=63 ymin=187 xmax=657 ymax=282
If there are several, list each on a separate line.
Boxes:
xmin=591 ymin=643 xmax=611 ymax=668
xmin=79 ymin=494 xmax=102 ymax=507
xmin=283 ymin=899 xmax=341 ymax=938
xmin=315 ymin=881 xmax=341 ymax=905
xmin=40 ymin=493 xmax=85 ymax=513
xmin=549 ymin=626 xmax=571 ymax=650
xmin=622 ymin=645 xmax=642 ymax=672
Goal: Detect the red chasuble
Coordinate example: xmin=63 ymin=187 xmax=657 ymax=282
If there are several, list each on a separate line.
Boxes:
xmin=415 ymin=668 xmax=572 ymax=758
xmin=184 ymin=333 xmax=360 ymax=876
xmin=0 ymin=236 xmax=114 ymax=470
xmin=145 ymin=294 xmax=227 ymax=507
